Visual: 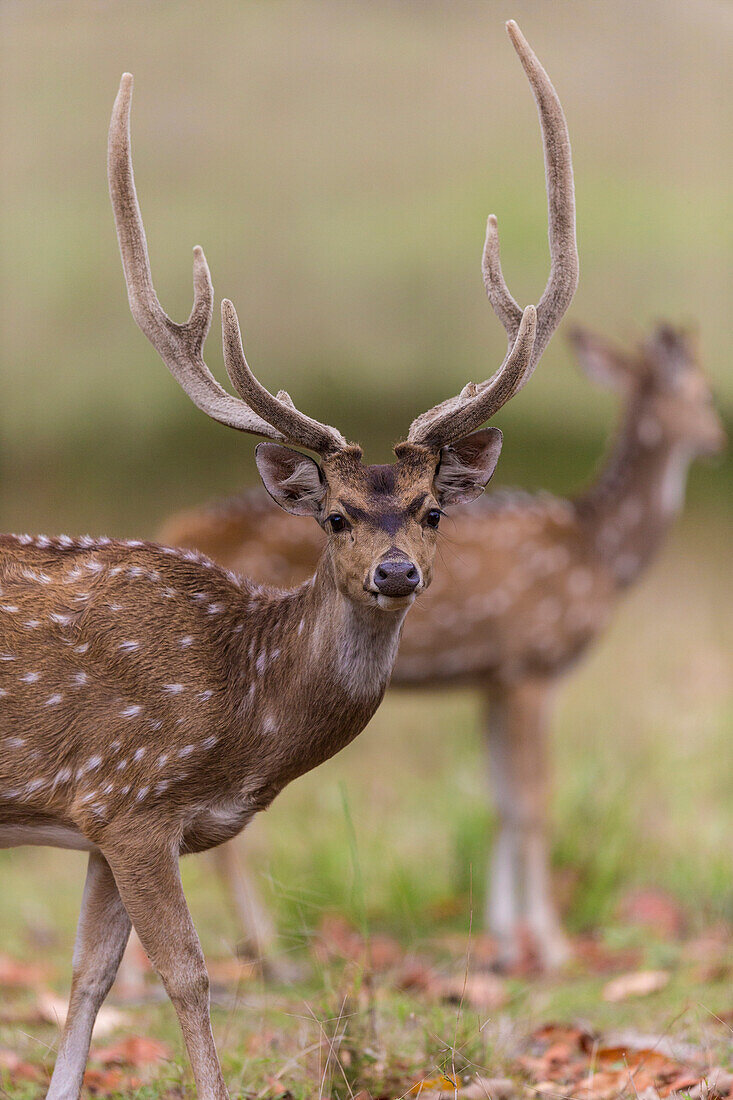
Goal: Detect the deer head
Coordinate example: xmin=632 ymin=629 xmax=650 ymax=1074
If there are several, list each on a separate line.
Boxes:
xmin=109 ymin=20 xmax=577 ymax=614
xmin=570 ymin=324 xmax=725 ymax=459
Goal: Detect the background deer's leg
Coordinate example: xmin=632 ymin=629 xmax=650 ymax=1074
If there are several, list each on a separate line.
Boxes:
xmin=46 ymin=851 xmax=131 ymax=1100
xmin=113 ymin=928 xmax=156 ymax=1002
xmin=104 ymin=842 xmax=229 ymax=1100
xmin=209 ymin=840 xmax=284 ymax=978
xmin=483 ymin=678 xmax=569 ymax=970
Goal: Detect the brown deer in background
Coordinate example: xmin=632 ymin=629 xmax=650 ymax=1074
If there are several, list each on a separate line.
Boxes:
xmin=152 ymin=324 xmax=724 ymax=976
xmin=0 ymin=21 xmax=577 ymax=1100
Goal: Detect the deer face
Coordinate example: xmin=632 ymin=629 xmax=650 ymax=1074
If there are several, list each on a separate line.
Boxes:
xmin=255 ymin=430 xmax=503 ymax=611
xmin=641 ymin=326 xmax=726 ymax=457
xmin=571 ymin=324 xmax=726 ymax=458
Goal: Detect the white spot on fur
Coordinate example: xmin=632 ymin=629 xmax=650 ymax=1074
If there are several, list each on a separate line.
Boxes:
xmin=567 ymin=567 xmax=593 ymax=597
xmin=121 ymin=704 xmax=142 ymax=718
xmin=637 ymin=415 xmax=663 ymax=447
xmin=45 ymin=693 xmax=64 ymax=706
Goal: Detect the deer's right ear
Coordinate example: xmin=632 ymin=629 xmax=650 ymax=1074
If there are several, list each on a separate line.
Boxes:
xmin=255 ymin=443 xmax=326 ymax=517
xmin=568 ymin=327 xmax=636 ymax=391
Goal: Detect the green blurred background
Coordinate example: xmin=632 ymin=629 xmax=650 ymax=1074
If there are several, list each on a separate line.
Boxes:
xmin=2 ymin=0 xmax=731 ymax=532
xmin=1 ymin=2 xmax=731 ymax=948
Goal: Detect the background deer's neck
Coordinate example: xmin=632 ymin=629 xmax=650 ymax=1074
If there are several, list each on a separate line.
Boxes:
xmin=574 ymin=405 xmax=695 ymax=588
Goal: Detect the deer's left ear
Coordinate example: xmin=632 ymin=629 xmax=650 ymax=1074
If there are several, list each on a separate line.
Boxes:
xmin=434 ymin=427 xmax=503 ymax=507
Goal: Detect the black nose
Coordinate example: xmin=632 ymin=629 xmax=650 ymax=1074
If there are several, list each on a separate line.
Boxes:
xmin=373 ymin=558 xmax=420 ymax=598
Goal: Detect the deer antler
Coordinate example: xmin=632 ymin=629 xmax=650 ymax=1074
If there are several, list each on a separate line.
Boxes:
xmin=407 ymin=21 xmax=577 ymax=451
xmin=108 ymin=73 xmax=347 ymax=454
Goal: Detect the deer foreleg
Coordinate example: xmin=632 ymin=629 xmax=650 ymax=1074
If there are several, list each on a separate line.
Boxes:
xmin=103 ymin=839 xmax=229 ymax=1100
xmin=483 ymin=679 xmax=569 ymax=970
xmin=46 ymin=851 xmax=131 ymax=1100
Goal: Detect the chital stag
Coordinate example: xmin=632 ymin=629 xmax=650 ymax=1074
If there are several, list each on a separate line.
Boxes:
xmin=154 ymin=324 xmax=724 ymax=974
xmin=0 ymin=21 xmax=577 ymax=1100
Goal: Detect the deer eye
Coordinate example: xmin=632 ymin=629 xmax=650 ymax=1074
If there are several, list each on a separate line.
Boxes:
xmin=424 ymin=509 xmax=442 ymax=529
xmin=327 ymin=513 xmax=349 ymax=533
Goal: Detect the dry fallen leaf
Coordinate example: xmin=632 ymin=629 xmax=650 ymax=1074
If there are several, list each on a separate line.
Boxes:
xmin=602 ymin=969 xmax=670 ymax=1002
xmin=37 ymin=992 xmax=130 ymax=1037
xmin=408 ymin=1073 xmax=460 ymax=1095
xmin=617 ymin=888 xmax=687 ymax=939
xmin=82 ymin=1066 xmax=141 ymax=1094
xmin=0 ymin=953 xmax=51 ymax=988
xmin=91 ymin=1035 xmax=171 ymax=1068
xmin=438 ymin=971 xmax=508 ymax=1012
xmin=0 ymin=1048 xmax=45 ymax=1083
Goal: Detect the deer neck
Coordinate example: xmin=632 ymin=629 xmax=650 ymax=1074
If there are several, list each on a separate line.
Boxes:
xmin=232 ymin=548 xmax=407 ymax=790
xmin=575 ymin=406 xmax=695 ymax=588
xmin=296 ymin=548 xmax=407 ymax=702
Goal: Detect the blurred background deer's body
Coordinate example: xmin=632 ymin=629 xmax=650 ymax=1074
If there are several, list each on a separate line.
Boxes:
xmin=149 ymin=324 xmax=724 ymax=974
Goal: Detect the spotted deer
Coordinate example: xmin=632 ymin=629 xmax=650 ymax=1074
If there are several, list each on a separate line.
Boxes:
xmin=151 ymin=323 xmax=724 ymax=976
xmin=0 ymin=21 xmax=577 ymax=1100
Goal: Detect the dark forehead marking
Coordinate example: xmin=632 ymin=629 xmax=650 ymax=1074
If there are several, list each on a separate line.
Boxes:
xmin=364 ymin=464 xmax=396 ymax=494
xmin=339 ymin=492 xmax=430 ymax=536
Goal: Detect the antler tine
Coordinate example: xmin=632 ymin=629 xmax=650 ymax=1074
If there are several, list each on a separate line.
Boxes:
xmin=483 ymin=21 xmax=578 ymax=366
xmin=221 ymin=300 xmax=347 ymax=454
xmin=109 ymin=73 xmax=346 ymax=453
xmin=405 ymin=23 xmax=575 ymax=453
xmin=408 ymin=305 xmax=536 ymax=449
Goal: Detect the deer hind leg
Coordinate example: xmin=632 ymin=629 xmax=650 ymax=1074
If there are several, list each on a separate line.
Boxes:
xmin=483 ymin=679 xmax=570 ymax=971
xmin=103 ymin=840 xmax=229 ymax=1100
xmin=46 ymin=851 xmax=131 ymax=1100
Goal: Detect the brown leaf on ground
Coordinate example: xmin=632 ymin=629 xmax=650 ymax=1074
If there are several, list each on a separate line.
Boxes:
xmin=602 ymin=969 xmax=670 ymax=1002
xmin=515 ymin=1022 xmax=726 ymax=1100
xmin=83 ymin=1066 xmax=142 ymax=1094
xmin=617 ymin=889 xmax=687 ymax=939
xmin=573 ymin=936 xmax=643 ymax=975
xmin=91 ymin=1035 xmax=171 ymax=1068
xmin=0 ymin=953 xmax=51 ymax=988
xmin=314 ymin=914 xmax=403 ymax=972
xmin=437 ymin=971 xmax=508 ymax=1012
xmin=396 ymin=962 xmax=507 ymax=1012
xmin=0 ymin=1048 xmax=46 ymax=1083
xmin=407 ymin=1073 xmax=460 ymax=1095
xmin=261 ymin=1075 xmax=295 ymax=1098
